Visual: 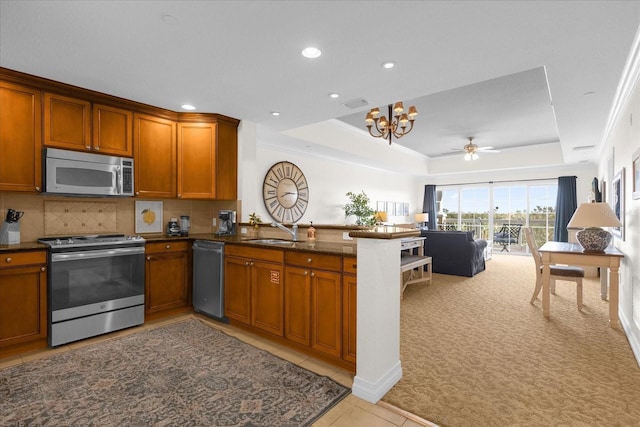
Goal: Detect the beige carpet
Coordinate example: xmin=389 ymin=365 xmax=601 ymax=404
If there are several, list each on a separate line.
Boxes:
xmin=383 ymin=254 xmax=640 ymax=426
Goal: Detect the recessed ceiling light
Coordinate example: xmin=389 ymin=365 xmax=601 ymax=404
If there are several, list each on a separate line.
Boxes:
xmin=329 ymin=93 xmax=340 ymax=99
xmin=271 ymin=111 xmax=280 ymax=116
xmin=301 ymin=47 xmax=322 ymax=59
xmin=181 ymin=104 xmax=196 ymax=110
xmin=382 ymin=61 xmax=395 ymax=69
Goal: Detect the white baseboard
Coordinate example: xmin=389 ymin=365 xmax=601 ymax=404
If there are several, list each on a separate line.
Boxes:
xmin=352 ymin=361 xmax=403 ymax=403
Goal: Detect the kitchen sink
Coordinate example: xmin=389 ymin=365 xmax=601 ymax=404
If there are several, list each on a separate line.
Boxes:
xmin=245 ymin=239 xmax=296 ymax=246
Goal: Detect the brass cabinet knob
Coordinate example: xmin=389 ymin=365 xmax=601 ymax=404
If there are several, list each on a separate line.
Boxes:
xmin=35 ymin=186 xmax=41 ymax=192
xmin=310 ymin=271 xmax=315 ymax=277
xmin=304 ymin=271 xmax=308 ymax=275
xmin=165 ymin=244 xmax=170 ymax=249
xmin=146 ymin=256 xmax=151 ymax=261
xmin=41 ymin=266 xmax=46 ymax=271
xmin=307 ymin=258 xmax=312 ymax=263
xmin=5 ymin=257 xmax=11 ymax=263
xmin=85 ymin=145 xmax=91 ymax=149
xmin=94 ymin=146 xmax=100 ymax=151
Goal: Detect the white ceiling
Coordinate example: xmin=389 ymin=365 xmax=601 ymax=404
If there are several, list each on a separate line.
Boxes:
xmin=1 ymin=1 xmax=639 ymax=174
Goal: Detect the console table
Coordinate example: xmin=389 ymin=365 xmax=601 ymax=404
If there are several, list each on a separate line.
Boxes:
xmin=539 ymin=242 xmax=624 ymax=327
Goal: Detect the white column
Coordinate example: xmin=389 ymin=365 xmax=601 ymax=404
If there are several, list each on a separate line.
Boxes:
xmin=352 ymin=237 xmax=402 ymax=403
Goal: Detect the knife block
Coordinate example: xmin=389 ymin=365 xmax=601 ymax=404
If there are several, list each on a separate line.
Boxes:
xmin=0 ymin=221 xmax=20 ymax=245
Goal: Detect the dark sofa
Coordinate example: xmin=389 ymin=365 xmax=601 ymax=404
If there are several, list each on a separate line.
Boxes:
xmin=420 ymin=230 xmax=487 ymax=277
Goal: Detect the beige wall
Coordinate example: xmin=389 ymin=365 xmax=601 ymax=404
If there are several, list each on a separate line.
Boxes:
xmin=0 ymin=192 xmax=238 ymax=243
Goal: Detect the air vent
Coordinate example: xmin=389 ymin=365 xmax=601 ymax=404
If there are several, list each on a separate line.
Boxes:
xmin=343 ymin=98 xmax=369 ymax=109
xmin=573 ymin=145 xmax=595 ymax=151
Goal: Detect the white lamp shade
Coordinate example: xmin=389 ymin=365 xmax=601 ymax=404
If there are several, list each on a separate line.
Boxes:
xmin=414 ymin=213 xmax=429 ymax=222
xmin=567 ymin=203 xmax=622 ymax=228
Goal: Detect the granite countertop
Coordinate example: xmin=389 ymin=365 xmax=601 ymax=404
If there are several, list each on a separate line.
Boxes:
xmin=0 ymin=233 xmax=363 ymax=256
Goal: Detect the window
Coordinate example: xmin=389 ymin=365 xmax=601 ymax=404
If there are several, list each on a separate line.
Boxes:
xmin=438 ymin=181 xmax=557 ymax=254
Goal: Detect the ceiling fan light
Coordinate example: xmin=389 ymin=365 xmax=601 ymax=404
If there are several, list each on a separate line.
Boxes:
xmin=393 ymin=102 xmax=404 ymax=114
xmin=464 ymin=153 xmax=472 ymax=161
xmin=472 ymin=153 xmax=479 ymax=160
xmin=408 ymin=106 xmax=417 ymax=118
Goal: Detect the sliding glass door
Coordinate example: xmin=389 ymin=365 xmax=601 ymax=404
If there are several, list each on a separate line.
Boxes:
xmin=438 ymin=181 xmax=557 ymax=254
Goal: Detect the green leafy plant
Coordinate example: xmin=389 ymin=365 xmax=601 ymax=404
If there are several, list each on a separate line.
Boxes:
xmin=343 ymin=191 xmax=376 ymax=226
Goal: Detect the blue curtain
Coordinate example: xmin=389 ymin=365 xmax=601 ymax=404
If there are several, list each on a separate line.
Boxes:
xmin=422 ymin=185 xmax=437 ymax=230
xmin=553 ymin=176 xmax=577 ymax=242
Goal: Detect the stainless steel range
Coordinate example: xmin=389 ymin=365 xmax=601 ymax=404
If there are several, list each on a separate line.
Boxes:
xmin=38 ymin=234 xmax=146 ymax=347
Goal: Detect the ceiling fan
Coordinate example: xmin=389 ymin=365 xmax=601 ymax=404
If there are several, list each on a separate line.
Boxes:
xmin=460 ymin=137 xmax=500 ymax=160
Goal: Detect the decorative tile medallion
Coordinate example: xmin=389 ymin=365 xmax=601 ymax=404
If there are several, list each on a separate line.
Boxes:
xmin=44 ymin=200 xmax=117 ymax=235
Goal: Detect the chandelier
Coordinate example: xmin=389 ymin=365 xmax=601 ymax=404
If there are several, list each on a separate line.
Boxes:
xmin=365 ymin=102 xmax=417 ymax=145
xmin=463 ymin=137 xmax=479 ymax=161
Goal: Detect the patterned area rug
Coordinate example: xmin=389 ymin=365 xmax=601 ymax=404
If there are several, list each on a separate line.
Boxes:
xmin=0 ymin=319 xmax=350 ymax=426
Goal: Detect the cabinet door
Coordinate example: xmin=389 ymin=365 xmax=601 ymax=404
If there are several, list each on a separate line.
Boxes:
xmin=311 ymin=270 xmax=342 ymax=358
xmin=0 ymin=263 xmax=47 ymax=347
xmin=0 ymin=82 xmax=42 ymax=193
xmin=145 ymin=248 xmax=188 ymax=314
xmin=92 ymin=104 xmax=133 ymax=156
xmin=43 ymin=92 xmax=91 ymax=151
xmin=177 ymin=122 xmax=217 ymax=199
xmin=134 ymin=113 xmax=177 ymax=198
xmin=215 ymin=120 xmax=238 ymax=200
xmin=284 ymin=266 xmax=311 ymax=345
xmin=251 ymin=260 xmax=284 ymax=336
xmin=342 ymin=273 xmax=357 ymax=363
xmin=224 ymin=256 xmax=252 ymax=324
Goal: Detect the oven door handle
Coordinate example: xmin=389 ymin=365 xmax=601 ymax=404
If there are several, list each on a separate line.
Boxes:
xmin=51 ymin=246 xmax=145 ymax=262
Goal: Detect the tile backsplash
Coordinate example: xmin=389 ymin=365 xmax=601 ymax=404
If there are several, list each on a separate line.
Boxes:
xmin=0 ymin=191 xmax=239 ymax=242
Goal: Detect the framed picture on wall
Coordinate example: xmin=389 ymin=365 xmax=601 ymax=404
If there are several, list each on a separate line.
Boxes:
xmin=611 ymin=168 xmax=625 ymax=240
xmin=633 ymin=147 xmax=640 ymax=200
xmin=386 ymin=201 xmax=394 ymax=215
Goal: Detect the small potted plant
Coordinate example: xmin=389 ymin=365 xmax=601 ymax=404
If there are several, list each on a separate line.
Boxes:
xmin=343 ymin=191 xmax=376 ymax=226
xmin=248 ymin=212 xmax=262 ymax=237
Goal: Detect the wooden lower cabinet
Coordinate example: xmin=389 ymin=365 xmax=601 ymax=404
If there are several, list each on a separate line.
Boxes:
xmin=224 ymin=245 xmax=284 ymax=336
xmin=284 ymin=252 xmax=342 ymax=359
xmin=342 ymin=255 xmax=357 ymax=364
xmin=144 ymin=241 xmax=189 ymax=316
xmin=0 ymin=251 xmax=47 ymax=348
xmin=225 ymin=245 xmax=356 ymax=370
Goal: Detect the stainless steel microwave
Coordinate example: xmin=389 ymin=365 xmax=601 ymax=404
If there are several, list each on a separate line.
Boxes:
xmin=44 ymin=148 xmax=134 ymax=197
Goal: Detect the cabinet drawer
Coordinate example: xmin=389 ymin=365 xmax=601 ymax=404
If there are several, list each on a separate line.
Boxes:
xmin=0 ymin=251 xmax=47 ymax=269
xmin=227 ymin=244 xmax=284 ymax=263
xmin=342 ymin=256 xmax=357 ymax=275
xmin=285 ymin=251 xmax=341 ymax=271
xmin=145 ymin=240 xmax=189 ymax=254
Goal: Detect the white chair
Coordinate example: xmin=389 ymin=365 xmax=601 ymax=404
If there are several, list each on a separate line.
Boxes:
xmin=524 ymin=227 xmax=585 ymax=310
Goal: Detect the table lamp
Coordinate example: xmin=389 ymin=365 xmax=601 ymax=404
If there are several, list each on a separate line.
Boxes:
xmin=567 ymin=202 xmax=622 ymax=252
xmin=414 ymin=213 xmax=429 ymax=228
xmin=374 ymin=211 xmax=388 ymax=225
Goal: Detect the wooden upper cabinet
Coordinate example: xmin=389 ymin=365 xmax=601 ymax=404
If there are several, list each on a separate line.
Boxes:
xmin=0 ymin=81 xmax=42 ymax=193
xmin=44 ymin=94 xmax=133 ymax=156
xmin=43 ymin=92 xmax=91 ymax=151
xmin=134 ymin=113 xmax=177 ymax=198
xmin=177 ymin=118 xmax=238 ymax=200
xmin=92 ymin=104 xmax=133 ymax=156
xmin=177 ymin=122 xmax=217 ymax=199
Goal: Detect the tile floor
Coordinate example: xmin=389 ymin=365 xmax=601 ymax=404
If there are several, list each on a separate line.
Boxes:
xmin=0 ymin=313 xmax=436 ymax=427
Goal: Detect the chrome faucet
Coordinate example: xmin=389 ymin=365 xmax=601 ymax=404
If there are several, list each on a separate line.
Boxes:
xmin=271 ymin=222 xmax=298 ymax=241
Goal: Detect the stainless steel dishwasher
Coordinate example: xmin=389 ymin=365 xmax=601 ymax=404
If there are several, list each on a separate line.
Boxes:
xmin=192 ymin=240 xmax=227 ymax=322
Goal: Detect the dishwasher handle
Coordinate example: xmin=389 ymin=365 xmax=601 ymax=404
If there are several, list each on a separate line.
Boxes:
xmin=193 ymin=241 xmax=224 ymax=254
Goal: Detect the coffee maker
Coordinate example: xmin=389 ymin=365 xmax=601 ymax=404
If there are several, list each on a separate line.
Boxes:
xmin=216 ymin=210 xmax=236 ymax=235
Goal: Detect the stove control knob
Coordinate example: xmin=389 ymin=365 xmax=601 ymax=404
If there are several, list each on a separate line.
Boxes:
xmin=55 ymin=239 xmax=62 ymax=245
xmin=67 ymin=238 xmax=73 ymax=244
